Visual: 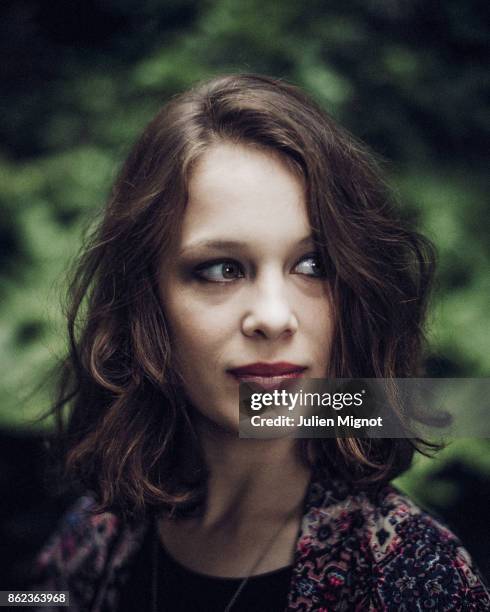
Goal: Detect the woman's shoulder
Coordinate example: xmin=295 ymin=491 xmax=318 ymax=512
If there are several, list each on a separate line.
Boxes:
xmin=36 ymin=496 xmax=119 ymax=574
xmin=33 ymin=495 xmax=147 ymax=598
xmin=294 ymin=478 xmax=490 ymax=610
xmin=304 ymin=477 xmax=475 ymax=553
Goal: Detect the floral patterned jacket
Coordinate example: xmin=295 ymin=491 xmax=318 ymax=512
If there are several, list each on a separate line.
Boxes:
xmin=34 ymin=478 xmax=489 ymax=611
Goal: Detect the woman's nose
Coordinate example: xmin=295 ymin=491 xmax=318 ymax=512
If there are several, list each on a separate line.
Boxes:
xmin=241 ymin=280 xmax=299 ymax=340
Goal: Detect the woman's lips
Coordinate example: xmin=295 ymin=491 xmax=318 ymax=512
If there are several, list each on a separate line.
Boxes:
xmin=228 ymin=362 xmax=306 ymax=376
xmin=231 ymin=372 xmax=305 ymax=392
xmin=228 ymin=363 xmax=307 ymax=392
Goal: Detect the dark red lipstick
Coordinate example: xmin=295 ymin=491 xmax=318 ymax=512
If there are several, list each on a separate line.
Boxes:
xmin=228 ymin=362 xmax=306 ymax=376
xmin=228 ymin=362 xmax=307 ymax=392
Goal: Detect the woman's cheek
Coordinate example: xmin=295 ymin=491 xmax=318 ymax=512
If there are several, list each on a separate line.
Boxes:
xmin=174 ymin=312 xmax=227 ymax=366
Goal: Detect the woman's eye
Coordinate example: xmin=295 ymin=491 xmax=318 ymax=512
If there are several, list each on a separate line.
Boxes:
xmin=194 ymin=261 xmax=244 ymax=282
xmin=293 ymin=255 xmax=326 ymax=278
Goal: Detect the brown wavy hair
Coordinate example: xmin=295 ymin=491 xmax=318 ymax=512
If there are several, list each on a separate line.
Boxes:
xmin=48 ymin=74 xmax=438 ymax=517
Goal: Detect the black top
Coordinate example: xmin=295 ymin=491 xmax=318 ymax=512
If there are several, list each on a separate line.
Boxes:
xmin=118 ymin=524 xmax=293 ymax=612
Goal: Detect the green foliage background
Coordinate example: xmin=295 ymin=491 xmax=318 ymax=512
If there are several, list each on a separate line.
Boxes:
xmin=0 ymin=0 xmax=488 ymax=509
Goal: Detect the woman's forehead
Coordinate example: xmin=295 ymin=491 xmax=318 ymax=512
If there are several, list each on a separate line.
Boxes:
xmin=179 ymin=142 xmax=311 ymax=249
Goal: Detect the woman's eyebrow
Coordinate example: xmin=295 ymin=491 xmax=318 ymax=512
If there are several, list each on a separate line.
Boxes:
xmin=179 ymin=235 xmax=315 ymax=255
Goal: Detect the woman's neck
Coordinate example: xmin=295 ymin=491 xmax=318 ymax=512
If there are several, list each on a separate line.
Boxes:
xmin=195 ymin=419 xmax=311 ymax=528
xmin=157 ymin=419 xmax=311 ymax=577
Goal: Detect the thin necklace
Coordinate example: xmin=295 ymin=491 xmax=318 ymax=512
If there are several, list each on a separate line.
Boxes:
xmin=151 ymin=510 xmax=294 ymax=612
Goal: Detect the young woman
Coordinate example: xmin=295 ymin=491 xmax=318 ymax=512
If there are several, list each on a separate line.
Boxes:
xmin=33 ymin=74 xmax=489 ymax=610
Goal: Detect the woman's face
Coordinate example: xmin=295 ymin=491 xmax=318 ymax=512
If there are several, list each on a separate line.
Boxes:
xmin=158 ymin=143 xmax=333 ymax=432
